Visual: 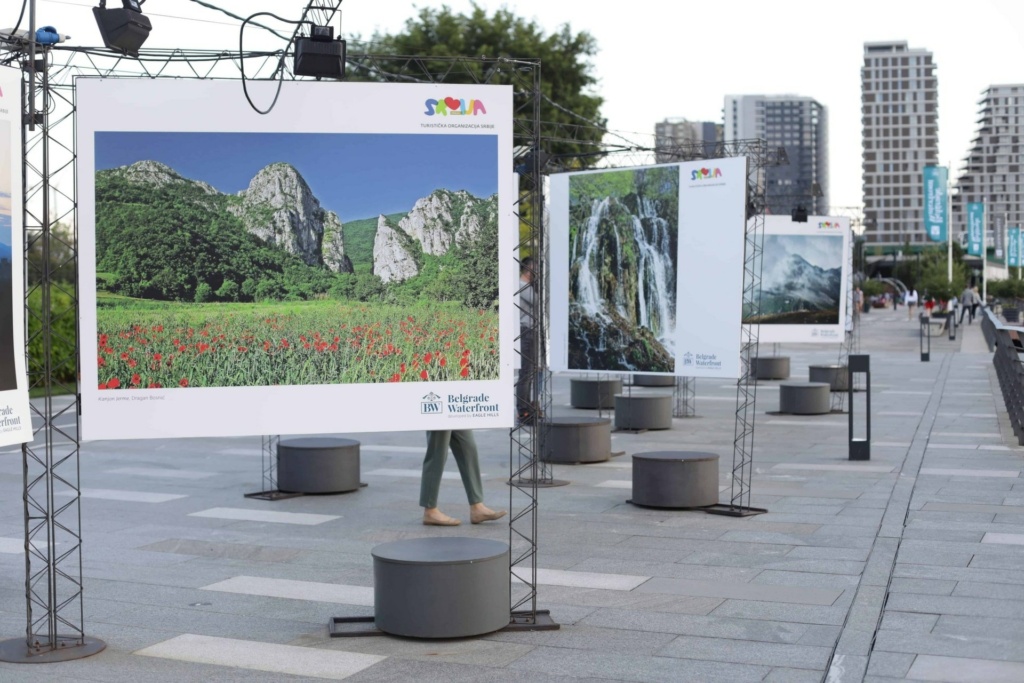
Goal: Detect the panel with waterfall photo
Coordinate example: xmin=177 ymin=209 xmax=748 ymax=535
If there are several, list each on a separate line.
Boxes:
xmin=747 ymin=234 xmax=843 ymax=324
xmin=567 ymin=166 xmax=678 ymax=372
xmin=0 ymin=119 xmax=16 ymax=392
xmin=93 ymin=131 xmax=499 ymax=389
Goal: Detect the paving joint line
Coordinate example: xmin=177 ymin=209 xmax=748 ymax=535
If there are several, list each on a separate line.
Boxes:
xmin=822 ymin=351 xmax=953 ymax=683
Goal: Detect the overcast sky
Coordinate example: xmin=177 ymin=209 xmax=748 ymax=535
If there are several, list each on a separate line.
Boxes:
xmin=22 ymin=0 xmax=1024 ymax=211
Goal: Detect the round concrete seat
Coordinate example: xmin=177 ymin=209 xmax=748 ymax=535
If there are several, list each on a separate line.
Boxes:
xmin=372 ymin=537 xmax=509 ymax=638
xmin=809 ymin=364 xmax=849 ymax=392
xmin=277 ymin=437 xmax=361 ymax=494
xmin=632 ymin=374 xmax=675 ymax=387
xmin=614 ymin=394 xmax=673 ymax=431
xmin=630 ymin=451 xmax=720 ymax=508
xmin=569 ymin=378 xmax=622 ymax=409
xmin=540 ymin=416 xmax=612 ymax=464
xmin=754 ymin=356 xmax=790 ymax=380
xmin=778 ymin=382 xmax=831 ymax=415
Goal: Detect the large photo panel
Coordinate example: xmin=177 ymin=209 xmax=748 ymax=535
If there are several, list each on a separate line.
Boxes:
xmin=0 ymin=66 xmax=32 ymax=447
xmin=549 ymin=156 xmax=747 ymax=378
xmin=76 ymin=79 xmax=515 ymax=440
xmin=748 ymin=215 xmax=851 ymax=343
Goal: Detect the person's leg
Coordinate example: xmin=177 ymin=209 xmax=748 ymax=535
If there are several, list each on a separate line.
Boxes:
xmin=449 ymin=430 xmax=484 ymax=505
xmin=450 ymin=430 xmax=506 ymax=524
xmin=421 ymin=431 xmax=459 ymax=524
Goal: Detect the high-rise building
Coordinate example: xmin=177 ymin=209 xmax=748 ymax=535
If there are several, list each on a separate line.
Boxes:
xmin=952 ymin=85 xmax=1024 ymax=248
xmin=723 ymin=94 xmax=829 ymax=216
xmin=654 ymin=118 xmax=722 ymax=162
xmin=861 ymin=41 xmax=938 ymax=246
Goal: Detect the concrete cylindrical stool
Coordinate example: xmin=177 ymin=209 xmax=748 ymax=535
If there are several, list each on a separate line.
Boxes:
xmin=277 ymin=437 xmax=361 ymax=494
xmin=778 ymin=382 xmax=831 ymax=415
xmin=754 ymin=356 xmax=791 ymax=379
xmin=372 ymin=537 xmax=509 ymax=638
xmin=614 ymin=394 xmax=673 ymax=431
xmin=631 ymin=451 xmax=720 ymax=508
xmin=809 ymin=364 xmax=849 ymax=392
xmin=633 ymin=374 xmax=676 ymax=387
xmin=570 ymin=378 xmax=623 ymax=409
xmin=540 ymin=416 xmax=612 ymax=463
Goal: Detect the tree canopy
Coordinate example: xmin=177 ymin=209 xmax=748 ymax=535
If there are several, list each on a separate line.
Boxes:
xmin=360 ymin=3 xmax=606 ymax=161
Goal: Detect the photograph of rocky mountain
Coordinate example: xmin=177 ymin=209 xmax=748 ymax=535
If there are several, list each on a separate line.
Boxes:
xmin=567 ymin=166 xmax=678 ymax=372
xmin=747 ymin=234 xmax=843 ymax=324
xmin=92 ymin=131 xmax=501 ymax=389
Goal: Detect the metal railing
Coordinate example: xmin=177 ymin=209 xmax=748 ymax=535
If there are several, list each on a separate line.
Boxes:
xmin=982 ymin=307 xmax=1024 ymax=445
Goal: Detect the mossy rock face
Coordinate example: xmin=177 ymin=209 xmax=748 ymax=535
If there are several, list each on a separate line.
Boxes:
xmin=568 ymin=304 xmax=673 ymax=373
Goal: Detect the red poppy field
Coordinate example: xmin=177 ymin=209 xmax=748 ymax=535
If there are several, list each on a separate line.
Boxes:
xmin=95 ymin=299 xmax=500 ymax=389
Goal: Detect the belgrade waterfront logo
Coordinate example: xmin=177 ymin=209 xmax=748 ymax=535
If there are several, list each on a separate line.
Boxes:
xmin=421 ymin=392 xmax=443 ymax=415
xmin=818 ymin=221 xmax=842 ymax=230
xmin=424 ymin=97 xmax=487 ymax=116
xmin=682 ymin=352 xmax=694 ymax=367
xmin=691 ymin=167 xmax=723 ymax=181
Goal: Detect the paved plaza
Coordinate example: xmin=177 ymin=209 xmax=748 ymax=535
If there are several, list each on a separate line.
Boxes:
xmin=2 ymin=306 xmax=1024 ymax=682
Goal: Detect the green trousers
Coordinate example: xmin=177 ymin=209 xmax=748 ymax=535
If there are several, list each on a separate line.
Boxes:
xmin=419 ymin=430 xmax=484 ymax=508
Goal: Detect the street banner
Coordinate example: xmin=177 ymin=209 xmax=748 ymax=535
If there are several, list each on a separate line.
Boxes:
xmin=967 ymin=202 xmax=984 ymax=257
xmin=923 ymin=166 xmax=947 ymax=242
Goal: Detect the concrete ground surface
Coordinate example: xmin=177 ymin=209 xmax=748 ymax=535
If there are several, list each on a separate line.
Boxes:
xmin=1 ymin=306 xmax=1023 ymax=682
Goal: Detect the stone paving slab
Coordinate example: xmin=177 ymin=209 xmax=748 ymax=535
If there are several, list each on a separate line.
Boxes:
xmin=2 ymin=309 xmax=1023 ymax=681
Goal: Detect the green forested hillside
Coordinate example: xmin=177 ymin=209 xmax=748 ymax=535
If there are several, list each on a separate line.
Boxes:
xmin=95 ymin=170 xmax=336 ymax=302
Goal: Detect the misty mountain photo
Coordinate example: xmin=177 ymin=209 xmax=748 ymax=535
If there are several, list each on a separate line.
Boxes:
xmin=92 ymin=132 xmax=501 ymax=389
xmin=746 ymin=234 xmax=843 ymax=324
xmin=567 ymin=166 xmax=678 ymax=372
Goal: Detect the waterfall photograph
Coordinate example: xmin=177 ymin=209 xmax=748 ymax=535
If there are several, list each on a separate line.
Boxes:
xmin=747 ymin=233 xmax=844 ymax=324
xmin=566 ymin=165 xmax=679 ymax=372
xmin=0 ymin=119 xmax=16 ymax=392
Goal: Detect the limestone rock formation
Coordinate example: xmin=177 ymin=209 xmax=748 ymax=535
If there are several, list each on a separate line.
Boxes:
xmin=372 ymin=215 xmax=419 ymax=284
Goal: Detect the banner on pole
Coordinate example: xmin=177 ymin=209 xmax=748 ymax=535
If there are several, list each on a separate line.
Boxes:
xmin=994 ymin=214 xmax=1005 ymax=259
xmin=967 ymin=202 xmax=985 ymax=257
xmin=1008 ymin=227 xmax=1020 ymax=268
xmin=923 ymin=166 xmax=948 ymax=242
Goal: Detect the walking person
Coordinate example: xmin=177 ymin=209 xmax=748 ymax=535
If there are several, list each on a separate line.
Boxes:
xmin=906 ymin=288 xmax=919 ymax=320
xmin=959 ymin=286 xmax=975 ymax=325
xmin=516 ymin=257 xmax=537 ymax=422
xmin=971 ymin=285 xmax=981 ymax=321
xmin=420 ymin=430 xmax=506 ymax=526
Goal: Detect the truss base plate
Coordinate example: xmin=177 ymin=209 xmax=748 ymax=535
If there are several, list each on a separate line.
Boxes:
xmin=704 ymin=504 xmax=769 ymax=518
xmin=0 ymin=636 xmax=106 ymax=663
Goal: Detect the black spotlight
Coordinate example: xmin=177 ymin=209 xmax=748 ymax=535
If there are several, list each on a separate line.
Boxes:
xmin=791 ymin=206 xmax=809 ymax=223
xmin=93 ymin=0 xmax=151 ymax=57
xmin=294 ymin=25 xmax=346 ymax=79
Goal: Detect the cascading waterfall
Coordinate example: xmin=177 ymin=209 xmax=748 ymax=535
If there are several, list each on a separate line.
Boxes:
xmin=631 ymin=195 xmax=675 ymax=350
xmin=572 ymin=197 xmax=611 ymax=320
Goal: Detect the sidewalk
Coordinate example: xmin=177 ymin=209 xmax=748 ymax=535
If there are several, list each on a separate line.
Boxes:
xmin=0 ymin=310 xmax=1021 ymax=682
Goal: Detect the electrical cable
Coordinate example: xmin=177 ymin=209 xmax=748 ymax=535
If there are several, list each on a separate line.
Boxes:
xmin=239 ymin=11 xmax=309 ymax=115
xmin=189 ymin=0 xmax=294 ymax=41
xmin=10 ymin=0 xmax=29 ymax=38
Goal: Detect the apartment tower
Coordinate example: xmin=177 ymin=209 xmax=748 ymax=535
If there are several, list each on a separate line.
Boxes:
xmin=952 ymin=84 xmax=1024 ymax=248
xmin=724 ymin=94 xmax=829 ymax=216
xmin=861 ymin=41 xmax=938 ymax=246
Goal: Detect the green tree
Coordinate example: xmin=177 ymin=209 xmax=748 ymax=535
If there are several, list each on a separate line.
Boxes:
xmin=362 ymin=3 xmax=605 ymax=161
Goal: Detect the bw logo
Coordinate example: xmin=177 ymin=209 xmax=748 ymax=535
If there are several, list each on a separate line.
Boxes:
xmin=421 ymin=392 xmax=443 ymax=415
xmin=682 ymin=352 xmax=694 ymax=367
xmin=811 ymin=328 xmax=820 ymax=337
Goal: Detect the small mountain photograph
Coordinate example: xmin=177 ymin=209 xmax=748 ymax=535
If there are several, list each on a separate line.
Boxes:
xmin=567 ymin=166 xmax=678 ymax=373
xmin=92 ymin=131 xmax=500 ymax=389
xmin=746 ymin=233 xmax=843 ymax=325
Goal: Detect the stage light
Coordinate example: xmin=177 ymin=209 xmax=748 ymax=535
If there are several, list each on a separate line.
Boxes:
xmin=791 ymin=206 xmax=809 ymax=223
xmin=93 ymin=0 xmax=151 ymax=57
xmin=293 ymin=25 xmax=346 ymax=79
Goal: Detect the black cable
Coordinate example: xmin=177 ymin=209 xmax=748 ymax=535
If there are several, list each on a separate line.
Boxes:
xmin=191 ymin=0 xmax=294 ymax=42
xmin=7 ymin=0 xmax=28 ymax=39
xmin=239 ymin=11 xmax=309 ymax=115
